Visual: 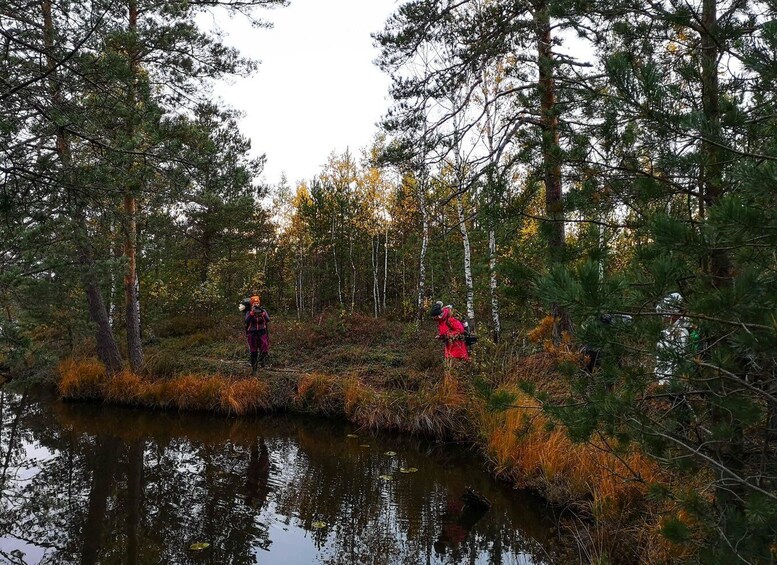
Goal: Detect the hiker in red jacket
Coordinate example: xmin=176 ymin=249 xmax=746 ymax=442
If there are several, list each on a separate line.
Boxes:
xmin=430 ymin=301 xmax=469 ymax=361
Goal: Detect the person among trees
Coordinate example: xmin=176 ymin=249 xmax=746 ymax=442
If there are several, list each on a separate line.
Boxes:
xmin=243 ymin=294 xmax=270 ymax=375
xmin=430 ymin=301 xmax=469 ymax=361
xmin=654 ymin=292 xmax=691 ymax=385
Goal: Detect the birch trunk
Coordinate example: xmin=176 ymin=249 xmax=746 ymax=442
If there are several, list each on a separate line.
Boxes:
xmin=489 ymin=228 xmax=501 ymax=342
xmin=456 ymin=194 xmax=475 ymax=322
xmin=417 ymin=178 xmax=429 ymax=320
xmin=350 ymin=237 xmax=356 ymax=313
xmin=383 ymin=227 xmax=388 ymax=311
xmin=332 ymin=218 xmax=343 ymax=307
xmin=371 ymin=235 xmax=380 ymax=317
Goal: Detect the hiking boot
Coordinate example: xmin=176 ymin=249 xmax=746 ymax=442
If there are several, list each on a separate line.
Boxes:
xmin=250 ymin=352 xmax=258 ymax=375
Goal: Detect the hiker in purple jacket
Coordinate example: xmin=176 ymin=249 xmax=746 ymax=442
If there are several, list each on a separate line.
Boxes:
xmin=244 ymin=295 xmax=270 ymax=374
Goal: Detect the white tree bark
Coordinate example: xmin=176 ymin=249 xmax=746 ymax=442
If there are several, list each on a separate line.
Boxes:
xmin=417 ymin=179 xmax=429 ymax=320
xmin=350 ymin=237 xmax=356 ymax=313
xmin=489 ymin=227 xmax=501 ymax=341
xmin=383 ymin=227 xmax=388 ymax=312
xmin=457 ymin=193 xmax=475 ymax=322
xmin=371 ymin=234 xmax=380 ymax=317
xmin=332 ymin=217 xmax=343 ymax=307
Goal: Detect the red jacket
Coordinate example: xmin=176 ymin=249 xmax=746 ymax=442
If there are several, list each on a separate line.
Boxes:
xmin=437 ymin=307 xmax=469 ymax=360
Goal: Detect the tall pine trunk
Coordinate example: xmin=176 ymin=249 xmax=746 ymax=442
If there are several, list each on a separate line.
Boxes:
xmin=124 ymin=0 xmax=143 ymax=372
xmin=700 ymin=0 xmax=729 ymax=287
xmin=42 ymin=0 xmax=122 ymax=374
xmin=699 ymin=0 xmax=744 ymax=533
xmin=535 ymin=1 xmax=567 ymax=335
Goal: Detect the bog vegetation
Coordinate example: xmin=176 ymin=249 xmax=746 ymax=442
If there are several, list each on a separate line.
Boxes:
xmin=2 ymin=0 xmax=777 ymax=563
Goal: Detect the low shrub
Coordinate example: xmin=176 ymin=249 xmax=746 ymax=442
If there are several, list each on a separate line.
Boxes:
xmin=144 ymin=349 xmax=189 ymax=378
xmin=154 ymin=315 xmax=215 ymax=338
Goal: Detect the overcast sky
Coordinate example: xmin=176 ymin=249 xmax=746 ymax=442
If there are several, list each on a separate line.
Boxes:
xmin=203 ymin=0 xmax=399 ymax=187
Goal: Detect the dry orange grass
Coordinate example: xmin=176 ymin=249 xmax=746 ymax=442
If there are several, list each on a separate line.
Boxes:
xmin=294 ymin=372 xmax=350 ymax=415
xmin=159 ymin=374 xmax=223 ymax=411
xmin=58 ymin=358 xmax=107 ymax=399
xmin=478 ymin=387 xmax=663 ymax=517
xmin=219 ymin=378 xmax=271 ymax=415
xmin=339 ymin=372 xmax=469 ymax=438
xmin=278 ymin=369 xmax=468 ymax=438
xmin=104 ymin=371 xmax=147 ymax=404
xmin=58 ymin=357 xmax=273 ymax=415
xmin=527 ymin=315 xmax=581 ymax=366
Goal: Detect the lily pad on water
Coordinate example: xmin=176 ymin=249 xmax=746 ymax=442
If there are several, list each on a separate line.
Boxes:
xmin=189 ymin=542 xmax=210 ymax=551
xmin=384 ymin=451 xmax=397 ymax=456
xmin=346 ymin=434 xmax=359 ymax=438
xmin=399 ymin=467 xmax=418 ymax=474
xmin=312 ymin=521 xmax=327 ymax=529
xmin=379 ymin=474 xmax=393 ymax=481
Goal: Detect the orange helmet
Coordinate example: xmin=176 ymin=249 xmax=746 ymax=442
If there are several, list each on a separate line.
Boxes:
xmin=250 ymin=295 xmax=260 ymax=306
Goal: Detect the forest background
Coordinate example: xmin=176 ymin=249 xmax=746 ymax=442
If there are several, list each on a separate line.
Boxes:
xmin=2 ymin=0 xmax=777 ymax=562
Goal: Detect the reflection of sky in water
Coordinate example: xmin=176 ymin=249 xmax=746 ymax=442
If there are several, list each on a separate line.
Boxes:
xmin=0 ymin=534 xmax=51 ymax=564
xmin=0 ymin=393 xmax=556 ymax=564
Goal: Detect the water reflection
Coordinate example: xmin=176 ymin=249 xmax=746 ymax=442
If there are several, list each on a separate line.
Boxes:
xmin=0 ymin=389 xmax=557 ymax=564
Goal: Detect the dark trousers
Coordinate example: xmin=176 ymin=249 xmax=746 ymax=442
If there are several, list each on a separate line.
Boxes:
xmin=246 ymin=330 xmax=269 ymax=370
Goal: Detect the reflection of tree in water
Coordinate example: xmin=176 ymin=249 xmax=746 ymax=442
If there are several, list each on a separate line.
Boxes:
xmin=272 ymin=423 xmax=552 ymax=564
xmin=0 ymin=394 xmax=555 ymax=564
xmin=245 ymin=438 xmax=270 ymax=509
xmin=0 ymin=396 xmax=273 ymax=564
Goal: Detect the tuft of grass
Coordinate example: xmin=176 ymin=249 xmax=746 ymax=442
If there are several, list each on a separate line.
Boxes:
xmin=58 ymin=358 xmax=107 ymax=399
xmin=219 ymin=378 xmax=271 ymax=415
xmin=294 ymin=372 xmax=350 ymax=415
xmin=161 ymin=374 xmax=223 ymax=412
xmin=104 ymin=371 xmax=146 ymax=405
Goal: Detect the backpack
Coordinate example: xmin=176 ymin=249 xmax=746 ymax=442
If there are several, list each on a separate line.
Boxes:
xmin=447 ymin=306 xmax=478 ymax=348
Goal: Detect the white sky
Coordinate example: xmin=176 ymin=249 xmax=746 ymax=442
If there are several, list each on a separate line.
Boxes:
xmin=205 ymin=0 xmax=399 ymax=187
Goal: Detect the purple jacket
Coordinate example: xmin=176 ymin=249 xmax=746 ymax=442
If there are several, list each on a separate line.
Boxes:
xmin=245 ymin=308 xmax=270 ymax=333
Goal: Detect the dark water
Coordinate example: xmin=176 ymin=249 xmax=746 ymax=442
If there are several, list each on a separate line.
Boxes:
xmin=0 ymin=388 xmax=558 ymax=564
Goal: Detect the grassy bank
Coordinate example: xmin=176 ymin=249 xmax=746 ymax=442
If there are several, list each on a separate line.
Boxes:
xmin=57 ymin=312 xmax=698 ymax=563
